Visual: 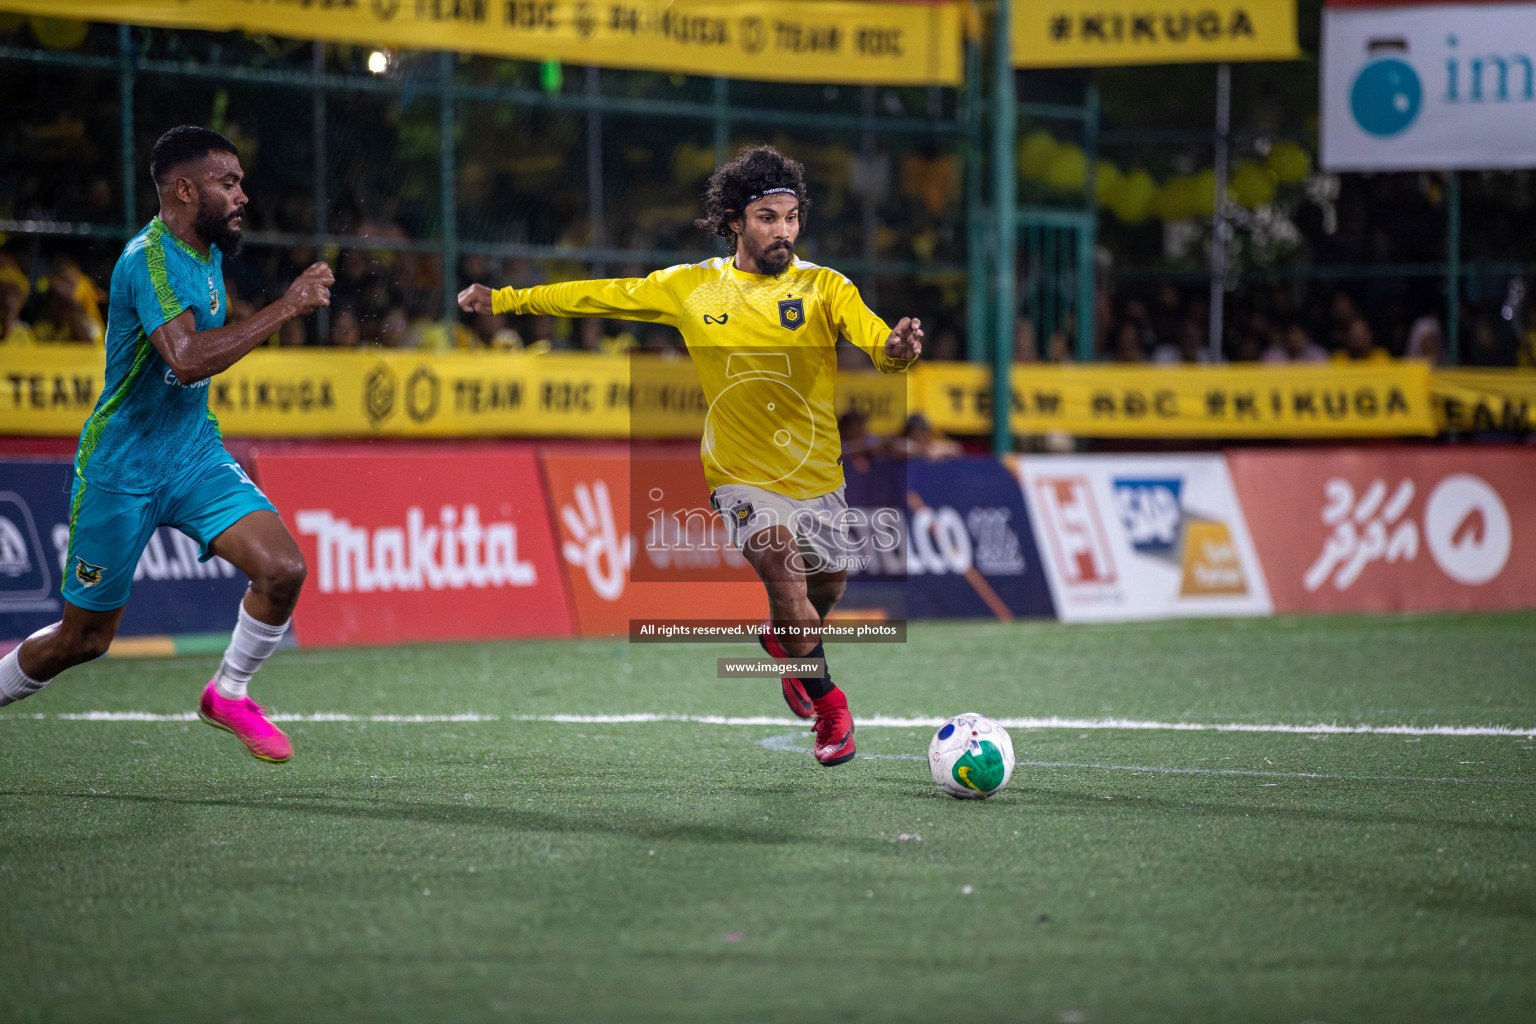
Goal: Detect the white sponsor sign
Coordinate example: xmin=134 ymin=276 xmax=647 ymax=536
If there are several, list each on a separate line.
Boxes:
xmin=1322 ymin=4 xmax=1536 ymax=171
xmin=558 ymin=480 xmax=635 ymax=602
xmin=1017 ymin=455 xmax=1272 ymax=622
xmin=1301 ymin=471 xmax=1513 ymax=592
xmin=294 ymin=505 xmax=538 ymax=594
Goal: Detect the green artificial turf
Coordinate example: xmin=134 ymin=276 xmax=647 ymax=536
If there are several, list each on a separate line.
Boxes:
xmin=2 ymin=613 xmax=1533 ymax=1023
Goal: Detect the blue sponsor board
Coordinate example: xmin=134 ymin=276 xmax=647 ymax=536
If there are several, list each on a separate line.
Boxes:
xmin=1112 ymin=477 xmax=1185 ymax=558
xmin=0 ymin=460 xmax=249 ymax=641
xmin=842 ymin=456 xmax=1055 ymax=620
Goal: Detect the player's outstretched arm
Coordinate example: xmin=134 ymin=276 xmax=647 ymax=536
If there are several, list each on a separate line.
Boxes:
xmin=151 ymin=262 xmax=333 ymax=384
xmin=831 ymin=272 xmax=922 ymax=373
xmin=459 ymin=272 xmax=682 ymax=326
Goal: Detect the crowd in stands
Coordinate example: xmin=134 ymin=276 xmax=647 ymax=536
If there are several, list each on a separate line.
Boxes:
xmin=7 ymin=239 xmax=1536 ymax=369
xmin=1052 ymin=279 xmax=1536 ymax=367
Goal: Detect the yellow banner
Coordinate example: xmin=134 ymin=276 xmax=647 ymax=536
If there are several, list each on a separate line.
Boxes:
xmin=7 ymin=346 xmax=1479 ymax=439
xmin=0 ymin=345 xmax=906 ymax=439
xmin=916 ymin=362 xmax=1436 ymax=438
xmin=1430 ymin=369 xmax=1536 ymax=434
xmin=0 ymin=0 xmax=962 ymax=86
xmin=1012 ymin=0 xmax=1299 ymax=68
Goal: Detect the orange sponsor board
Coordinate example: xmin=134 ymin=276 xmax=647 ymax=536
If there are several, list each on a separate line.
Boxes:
xmin=540 ymin=449 xmax=765 ymax=637
xmin=1228 ymin=447 xmax=1536 ymax=613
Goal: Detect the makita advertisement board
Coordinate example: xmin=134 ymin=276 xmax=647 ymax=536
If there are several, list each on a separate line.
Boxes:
xmin=1322 ymin=2 xmax=1536 ymax=170
xmin=250 ymin=446 xmax=572 ymax=646
xmin=0 ymin=459 xmax=250 ymax=641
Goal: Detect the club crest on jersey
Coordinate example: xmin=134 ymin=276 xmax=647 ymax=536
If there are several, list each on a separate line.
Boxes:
xmin=74 ymin=557 xmax=105 ymax=588
xmin=208 ymin=280 xmax=219 ymax=316
xmin=778 ymin=298 xmax=804 ymax=331
xmin=731 ymin=502 xmax=754 ymax=524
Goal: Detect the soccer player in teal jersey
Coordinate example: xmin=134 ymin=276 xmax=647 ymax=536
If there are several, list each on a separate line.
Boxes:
xmin=0 ymin=126 xmax=333 ymax=762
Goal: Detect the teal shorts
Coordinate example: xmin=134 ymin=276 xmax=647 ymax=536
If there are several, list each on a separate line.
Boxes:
xmin=63 ymin=451 xmax=276 ymax=612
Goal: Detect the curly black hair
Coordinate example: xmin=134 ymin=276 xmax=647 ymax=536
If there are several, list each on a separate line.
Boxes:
xmin=695 ymin=145 xmax=810 ymax=247
xmin=150 ymin=125 xmax=238 ymax=186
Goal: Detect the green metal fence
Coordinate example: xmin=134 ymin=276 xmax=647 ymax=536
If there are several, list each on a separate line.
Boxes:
xmin=0 ymin=21 xmax=977 ymax=349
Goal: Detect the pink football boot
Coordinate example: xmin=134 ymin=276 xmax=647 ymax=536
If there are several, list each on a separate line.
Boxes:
xmin=198 ymin=680 xmax=292 ymax=762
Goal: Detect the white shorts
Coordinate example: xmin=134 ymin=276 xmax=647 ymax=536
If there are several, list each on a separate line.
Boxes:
xmin=710 ymin=483 xmax=855 ymax=575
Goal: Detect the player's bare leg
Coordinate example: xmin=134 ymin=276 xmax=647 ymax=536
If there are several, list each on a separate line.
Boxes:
xmin=195 ymin=510 xmax=307 ymax=762
xmin=806 ymin=569 xmax=847 ymax=625
xmin=744 ymin=527 xmax=855 ymax=765
xmin=0 ymin=604 xmax=128 ymax=706
xmin=209 ymin=510 xmax=307 ymax=626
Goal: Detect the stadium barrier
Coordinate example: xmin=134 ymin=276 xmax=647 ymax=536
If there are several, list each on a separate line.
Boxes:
xmin=540 ymin=447 xmax=766 ymax=636
xmin=8 ymin=445 xmax=1535 ymax=646
xmin=0 ymin=459 xmax=251 ymax=643
xmin=1228 ymin=447 xmax=1536 ymax=615
xmin=249 ymin=445 xmax=572 ymax=647
xmin=12 ymin=344 xmax=1528 ymax=440
xmin=1014 ymin=454 xmax=1274 ymax=623
xmin=842 ymin=455 xmax=1057 ymax=621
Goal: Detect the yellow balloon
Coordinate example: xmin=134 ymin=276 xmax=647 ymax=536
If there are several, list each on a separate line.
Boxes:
xmin=1265 ymin=141 xmax=1312 ymax=184
xmin=1113 ymin=169 xmax=1158 ymax=225
xmin=1153 ymin=176 xmax=1196 ymax=222
xmin=1230 ymin=160 xmax=1277 ymax=209
xmin=1190 ymin=169 xmax=1217 ymax=217
xmin=29 ymin=17 xmax=88 ymax=51
xmin=1045 ymin=144 xmax=1087 ymax=193
xmin=1094 ymin=161 xmax=1123 ymax=207
xmin=1018 ymin=130 xmax=1059 ymax=181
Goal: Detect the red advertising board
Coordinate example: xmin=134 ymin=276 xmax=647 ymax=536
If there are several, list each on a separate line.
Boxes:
xmin=1228 ymin=447 xmax=1536 ymax=613
xmin=540 ymin=447 xmax=766 ymax=636
xmin=251 ymin=445 xmax=573 ymax=646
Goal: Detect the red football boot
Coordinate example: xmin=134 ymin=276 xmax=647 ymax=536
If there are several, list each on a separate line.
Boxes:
xmin=810 ymin=686 xmax=856 ymax=766
xmin=759 ymin=624 xmax=814 ymax=719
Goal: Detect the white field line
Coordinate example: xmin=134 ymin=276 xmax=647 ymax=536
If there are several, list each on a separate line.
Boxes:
xmin=752 ymin=734 xmax=1536 ymax=784
xmin=1013 ymin=760 xmax=1536 ymax=784
xmin=0 ymin=711 xmax=1533 ymax=736
xmin=0 ymin=712 xmax=499 ymax=723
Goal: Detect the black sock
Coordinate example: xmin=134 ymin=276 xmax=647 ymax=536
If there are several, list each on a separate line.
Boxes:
xmin=801 ymin=641 xmax=834 ymax=700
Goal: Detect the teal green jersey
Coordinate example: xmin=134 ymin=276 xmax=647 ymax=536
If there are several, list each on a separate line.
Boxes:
xmin=75 ymin=218 xmax=228 ymax=494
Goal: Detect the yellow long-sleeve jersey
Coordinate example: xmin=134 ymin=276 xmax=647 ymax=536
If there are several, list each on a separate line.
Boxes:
xmin=492 ymin=256 xmax=914 ymax=499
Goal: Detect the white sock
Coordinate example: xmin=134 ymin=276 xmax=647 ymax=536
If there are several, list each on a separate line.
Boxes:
xmin=214 ymin=604 xmax=290 ymax=700
xmin=0 ymin=644 xmax=52 ymax=707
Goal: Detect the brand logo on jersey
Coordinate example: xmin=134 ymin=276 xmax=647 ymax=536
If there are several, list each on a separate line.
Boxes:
xmin=163 ymin=368 xmax=210 ymax=390
xmin=703 ymin=313 xmax=729 ymax=325
xmin=778 ymin=298 xmax=805 ymax=331
xmin=74 ymin=557 xmax=105 ymax=588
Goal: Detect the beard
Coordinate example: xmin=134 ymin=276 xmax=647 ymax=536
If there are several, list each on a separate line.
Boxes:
xmin=748 ymin=237 xmax=793 ymax=276
xmin=195 ymin=191 xmax=245 ymax=256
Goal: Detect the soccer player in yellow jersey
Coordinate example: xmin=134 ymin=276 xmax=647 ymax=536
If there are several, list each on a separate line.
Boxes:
xmin=460 ymin=145 xmax=922 ymax=765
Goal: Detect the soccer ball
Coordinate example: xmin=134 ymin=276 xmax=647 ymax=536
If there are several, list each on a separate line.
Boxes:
xmin=928 ymin=713 xmax=1015 ymax=799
